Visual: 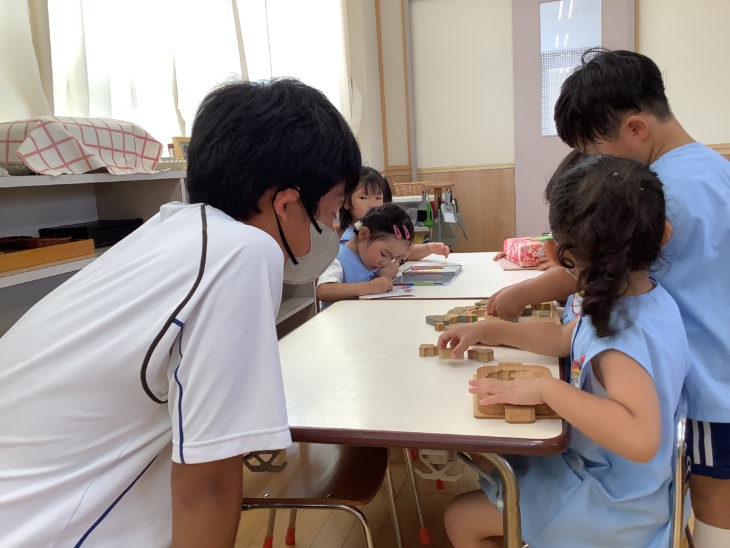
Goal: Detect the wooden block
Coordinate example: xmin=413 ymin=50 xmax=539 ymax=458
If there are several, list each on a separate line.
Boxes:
xmin=457 ymin=314 xmax=474 ymax=323
xmin=434 ymin=322 xmax=445 ymax=332
xmin=504 ymin=406 xmax=536 ymax=424
xmin=426 ymin=314 xmax=451 ymax=326
xmin=531 ymin=302 xmax=551 ymax=311
xmin=439 ymin=347 xmax=463 ymax=360
xmin=447 ymin=306 xmax=477 ymax=315
xmin=467 ymin=347 xmax=495 ymax=363
xmin=473 ymin=308 xmax=487 ymax=317
xmin=444 ymin=314 xmax=460 ymax=324
xmin=539 ymin=310 xmax=551 ymax=317
xmin=419 ymin=343 xmax=437 ymax=357
xmin=475 ymin=299 xmax=489 ymax=307
xmin=521 ymin=306 xmax=533 ymax=316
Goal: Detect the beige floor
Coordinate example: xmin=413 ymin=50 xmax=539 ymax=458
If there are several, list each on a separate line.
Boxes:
xmin=236 ymin=449 xmax=694 ymax=548
xmin=236 ymin=449 xmax=476 ymax=548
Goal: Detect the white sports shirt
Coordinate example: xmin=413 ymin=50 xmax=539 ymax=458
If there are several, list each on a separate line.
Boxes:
xmin=0 ymin=203 xmax=292 ymax=546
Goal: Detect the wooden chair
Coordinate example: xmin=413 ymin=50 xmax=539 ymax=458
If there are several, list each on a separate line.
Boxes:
xmin=241 ymin=443 xmax=401 ymax=548
xmin=672 ymin=413 xmax=695 ymax=548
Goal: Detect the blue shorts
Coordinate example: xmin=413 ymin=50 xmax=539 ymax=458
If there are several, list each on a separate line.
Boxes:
xmin=687 ymin=420 xmax=730 ymax=479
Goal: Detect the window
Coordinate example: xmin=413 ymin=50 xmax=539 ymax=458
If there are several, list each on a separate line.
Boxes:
xmin=48 ymin=0 xmax=349 ymax=146
xmin=540 ymin=0 xmax=601 ymax=136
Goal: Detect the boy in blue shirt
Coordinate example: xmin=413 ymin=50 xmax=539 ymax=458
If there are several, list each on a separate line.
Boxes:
xmin=489 ymin=49 xmax=730 ymax=546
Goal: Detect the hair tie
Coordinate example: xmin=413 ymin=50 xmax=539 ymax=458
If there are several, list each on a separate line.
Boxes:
xmin=354 ymin=221 xmax=364 ymax=232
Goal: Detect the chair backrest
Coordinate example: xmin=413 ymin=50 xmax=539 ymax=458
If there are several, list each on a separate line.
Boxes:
xmin=671 ymin=408 xmax=691 ymax=548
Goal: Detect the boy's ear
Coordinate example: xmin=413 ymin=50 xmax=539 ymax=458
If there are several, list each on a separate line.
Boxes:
xmin=624 ymin=114 xmax=651 ymax=142
xmin=271 ymin=188 xmax=301 ymax=223
xmin=661 ymin=220 xmax=673 ymax=247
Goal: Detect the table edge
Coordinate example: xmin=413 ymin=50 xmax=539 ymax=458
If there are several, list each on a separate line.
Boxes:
xmin=290 ymin=421 xmax=569 ymax=456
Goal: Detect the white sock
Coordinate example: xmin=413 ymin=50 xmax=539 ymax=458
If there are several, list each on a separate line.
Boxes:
xmin=693 ymin=519 xmax=730 ymax=548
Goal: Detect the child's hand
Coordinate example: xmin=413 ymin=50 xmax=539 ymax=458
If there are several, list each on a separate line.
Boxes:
xmin=536 ymin=256 xmax=560 ymax=271
xmin=437 ymin=322 xmax=500 ymax=357
xmin=369 ymin=276 xmax=393 ymax=294
xmin=486 ymin=286 xmax=527 ymax=320
xmin=428 ymin=242 xmax=450 ymax=258
xmin=492 ymin=252 xmax=506 ymax=261
xmin=468 ymin=376 xmax=551 ymax=406
xmin=377 ymin=262 xmax=400 ymax=280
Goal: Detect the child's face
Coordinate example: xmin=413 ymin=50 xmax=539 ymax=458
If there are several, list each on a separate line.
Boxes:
xmin=347 ymin=186 xmax=384 ymax=222
xmin=357 ymin=232 xmax=411 ymax=271
xmin=316 ymin=183 xmax=347 ymax=229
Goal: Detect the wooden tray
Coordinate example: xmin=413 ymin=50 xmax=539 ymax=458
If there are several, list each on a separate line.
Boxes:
xmin=472 ymin=362 xmax=560 ymax=421
xmin=0 ymin=239 xmax=95 ymax=273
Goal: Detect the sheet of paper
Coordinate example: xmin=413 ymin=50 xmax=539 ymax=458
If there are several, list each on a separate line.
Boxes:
xmin=359 ymin=286 xmax=415 ymax=300
xmin=414 ymin=260 xmax=468 ymax=267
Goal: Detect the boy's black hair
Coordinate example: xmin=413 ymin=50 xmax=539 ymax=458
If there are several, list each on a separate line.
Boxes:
xmin=554 ymin=49 xmax=672 ymax=149
xmin=356 ymin=203 xmax=415 ymax=243
xmin=339 ymin=167 xmax=393 ymax=230
xmin=186 ymin=78 xmax=361 ymax=221
xmin=548 ymin=155 xmax=666 ymax=337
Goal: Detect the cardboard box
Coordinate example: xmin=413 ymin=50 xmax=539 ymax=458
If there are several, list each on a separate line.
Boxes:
xmin=0 ymin=239 xmax=95 ymax=273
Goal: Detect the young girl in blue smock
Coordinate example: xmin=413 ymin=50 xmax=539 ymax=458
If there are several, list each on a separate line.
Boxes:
xmin=338 ymin=167 xmax=449 ymax=274
xmin=317 ymin=203 xmax=415 ymax=308
xmin=439 ymin=155 xmax=689 ymax=548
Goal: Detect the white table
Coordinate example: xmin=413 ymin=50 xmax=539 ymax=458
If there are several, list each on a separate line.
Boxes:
xmin=279 ymin=299 xmax=567 ymax=547
xmin=376 ymin=252 xmax=542 ymax=300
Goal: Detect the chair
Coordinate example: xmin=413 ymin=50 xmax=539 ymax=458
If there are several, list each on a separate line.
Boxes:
xmin=672 ymin=412 xmax=695 ymax=548
xmin=241 ymin=443 xmax=402 ymax=548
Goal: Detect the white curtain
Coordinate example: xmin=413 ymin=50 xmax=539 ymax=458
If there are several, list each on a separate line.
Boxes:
xmin=0 ymin=1 xmax=52 ymax=122
xmin=2 ymin=1 xmax=353 ymax=148
xmin=47 ymin=0 xmax=247 ymax=146
xmin=238 ymin=0 xmax=352 ymax=124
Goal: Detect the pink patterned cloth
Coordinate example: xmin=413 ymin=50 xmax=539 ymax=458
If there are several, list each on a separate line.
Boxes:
xmin=503 ymin=237 xmax=545 ymax=268
xmin=0 ymin=116 xmax=161 ymax=175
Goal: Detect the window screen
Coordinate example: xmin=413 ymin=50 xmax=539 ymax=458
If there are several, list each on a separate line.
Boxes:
xmin=540 ymin=0 xmax=601 ymax=136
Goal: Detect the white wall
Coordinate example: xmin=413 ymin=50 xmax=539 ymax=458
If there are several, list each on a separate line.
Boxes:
xmin=346 ymin=0 xmax=385 ymax=170
xmin=639 ymin=0 xmax=730 ymax=145
xmin=411 ymin=0 xmax=514 ymax=168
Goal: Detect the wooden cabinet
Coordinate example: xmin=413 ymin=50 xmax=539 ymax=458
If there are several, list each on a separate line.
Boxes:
xmin=0 ymin=171 xmax=316 ymax=337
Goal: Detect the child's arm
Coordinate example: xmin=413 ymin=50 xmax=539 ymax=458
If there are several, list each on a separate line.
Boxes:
xmin=317 ymin=277 xmax=393 ymax=302
xmin=487 ymin=266 xmax=578 ymax=320
xmin=438 ymin=317 xmax=576 ymax=358
xmin=407 ymin=242 xmax=449 ymax=261
xmin=470 ymin=350 xmax=662 ymax=463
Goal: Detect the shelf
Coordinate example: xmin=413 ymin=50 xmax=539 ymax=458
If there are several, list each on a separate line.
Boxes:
xmin=392 ymin=195 xmax=423 ymax=203
xmin=0 ymin=247 xmax=109 ymax=289
xmin=276 ymin=297 xmax=316 ymax=324
xmin=0 ymin=171 xmax=187 ymax=189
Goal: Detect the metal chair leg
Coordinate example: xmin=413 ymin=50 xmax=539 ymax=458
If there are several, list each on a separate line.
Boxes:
xmin=243 ymin=503 xmax=375 ymax=548
xmin=385 ymin=462 xmax=404 ymax=548
xmin=403 ymin=448 xmax=430 ymax=545
xmin=285 ymin=509 xmax=297 ymax=545
xmin=458 ymin=452 xmax=524 ymax=548
xmin=263 ymin=509 xmax=276 ymax=548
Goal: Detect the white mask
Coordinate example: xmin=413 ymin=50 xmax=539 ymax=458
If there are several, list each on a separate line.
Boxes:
xmin=282 ymin=221 xmax=338 ymax=284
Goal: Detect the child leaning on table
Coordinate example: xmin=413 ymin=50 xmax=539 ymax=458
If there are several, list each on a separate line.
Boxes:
xmin=317 ymin=203 xmax=415 ymax=308
xmin=439 ymin=155 xmax=689 ymax=548
xmin=338 ymin=167 xmax=449 ymax=277
xmin=492 ymin=149 xmax=587 ymax=273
